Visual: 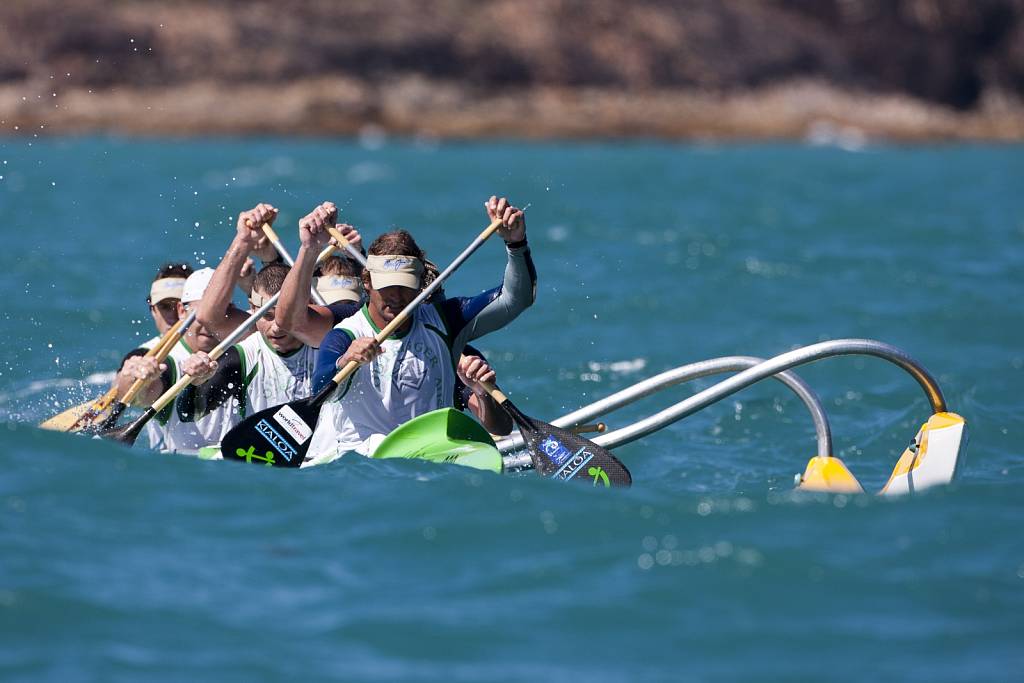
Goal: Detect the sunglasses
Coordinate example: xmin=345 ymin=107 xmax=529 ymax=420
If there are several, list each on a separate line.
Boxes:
xmin=150 ymin=300 xmax=179 ymax=315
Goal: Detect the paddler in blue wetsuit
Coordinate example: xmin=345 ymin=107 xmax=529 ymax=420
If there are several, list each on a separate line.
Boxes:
xmin=301 ymin=196 xmax=534 ymax=464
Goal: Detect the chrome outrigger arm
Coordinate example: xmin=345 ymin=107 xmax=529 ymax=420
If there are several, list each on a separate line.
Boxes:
xmin=498 ymin=339 xmax=966 ymax=496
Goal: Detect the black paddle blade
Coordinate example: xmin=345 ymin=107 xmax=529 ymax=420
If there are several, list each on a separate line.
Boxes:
xmin=97 ymin=406 xmax=154 ymax=447
xmin=220 ymin=399 xmax=322 ymax=468
xmin=503 ymin=402 xmax=631 ymax=488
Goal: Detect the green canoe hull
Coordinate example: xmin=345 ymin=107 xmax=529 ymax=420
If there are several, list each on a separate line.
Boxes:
xmin=372 ymin=408 xmax=504 ymax=474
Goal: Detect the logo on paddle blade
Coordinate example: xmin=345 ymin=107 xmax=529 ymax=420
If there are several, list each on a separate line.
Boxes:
xmin=553 ymin=446 xmax=595 ymax=482
xmin=255 ymin=419 xmax=298 ymax=463
xmin=273 ymin=405 xmax=312 ymax=444
xmin=235 ymin=445 xmax=275 ymax=466
xmin=588 ymin=466 xmax=610 ymax=488
xmin=540 ymin=435 xmax=574 ymax=466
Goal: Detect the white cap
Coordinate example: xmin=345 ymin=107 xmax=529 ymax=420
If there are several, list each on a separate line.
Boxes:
xmin=180 ymin=267 xmax=216 ymax=304
xmin=366 ymin=254 xmax=423 ymax=290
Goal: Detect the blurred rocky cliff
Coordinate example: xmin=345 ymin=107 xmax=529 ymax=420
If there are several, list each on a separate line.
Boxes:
xmin=2 ymin=0 xmax=1022 ymax=140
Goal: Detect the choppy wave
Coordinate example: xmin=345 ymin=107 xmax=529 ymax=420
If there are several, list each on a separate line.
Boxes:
xmin=1 ymin=420 xmax=1022 ymax=681
xmin=2 ymin=138 xmax=1022 ymax=681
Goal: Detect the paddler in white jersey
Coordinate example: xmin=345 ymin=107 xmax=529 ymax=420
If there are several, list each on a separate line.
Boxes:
xmin=116 ymin=266 xmax=245 ymax=452
xmin=113 ymin=262 xmax=193 ymax=400
xmin=304 ymin=195 xmax=535 ymax=463
xmin=175 ymin=203 xmax=364 ymax=456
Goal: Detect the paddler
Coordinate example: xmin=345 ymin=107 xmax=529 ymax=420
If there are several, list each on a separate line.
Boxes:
xmin=115 ymin=266 xmax=240 ymax=452
xmin=304 ymin=195 xmax=534 ymax=463
xmin=114 ymin=212 xmax=286 ymax=452
xmin=274 ymin=201 xmax=518 ymax=449
xmin=165 ymin=203 xmax=364 ymax=456
xmin=111 ymin=262 xmax=194 ymax=413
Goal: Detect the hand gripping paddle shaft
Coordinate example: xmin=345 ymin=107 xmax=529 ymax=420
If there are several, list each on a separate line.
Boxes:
xmin=221 ymin=218 xmax=504 ymax=467
xmin=85 ymin=310 xmax=197 ymax=433
xmin=326 ymin=227 xmax=368 ymax=267
xmin=479 ymin=381 xmax=631 ymax=488
xmin=260 ymin=223 xmax=328 ymax=306
xmin=103 ymin=243 xmax=338 ymax=447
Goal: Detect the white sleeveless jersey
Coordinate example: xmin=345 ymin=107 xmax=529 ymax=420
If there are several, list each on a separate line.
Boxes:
xmin=235 ymin=333 xmax=317 ymax=414
xmin=149 ymin=335 xmax=316 ymax=455
xmin=139 ymin=335 xmax=161 ymax=351
xmin=147 ymin=339 xmax=237 ymax=455
xmin=137 ymin=335 xmax=166 ymax=452
xmin=306 ymin=305 xmax=456 ymax=465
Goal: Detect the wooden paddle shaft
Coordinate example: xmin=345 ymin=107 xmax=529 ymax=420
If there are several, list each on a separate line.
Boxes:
xmin=260 ymin=223 xmax=328 ymax=306
xmin=326 ymin=227 xmax=368 ymax=267
xmin=118 ymin=311 xmax=196 ymax=406
xmin=477 ymin=379 xmax=509 ymax=405
xmin=329 ymin=218 xmax=503 ymax=387
xmin=146 ymin=242 xmax=338 ymax=414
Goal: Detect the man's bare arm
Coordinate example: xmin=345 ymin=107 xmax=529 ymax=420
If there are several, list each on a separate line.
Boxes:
xmin=197 ymin=203 xmax=277 ymax=341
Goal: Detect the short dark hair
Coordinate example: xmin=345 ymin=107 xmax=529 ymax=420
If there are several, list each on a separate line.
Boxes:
xmin=154 ymin=262 xmax=193 ymax=282
xmin=317 ymin=255 xmax=362 ymax=278
xmin=253 ymin=263 xmax=290 ymax=297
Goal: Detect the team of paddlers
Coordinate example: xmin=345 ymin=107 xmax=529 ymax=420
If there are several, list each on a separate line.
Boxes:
xmin=111 ymin=196 xmax=534 ymax=464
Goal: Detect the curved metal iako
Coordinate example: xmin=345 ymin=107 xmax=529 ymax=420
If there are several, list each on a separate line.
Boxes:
xmin=499 ymin=340 xmax=966 ymax=496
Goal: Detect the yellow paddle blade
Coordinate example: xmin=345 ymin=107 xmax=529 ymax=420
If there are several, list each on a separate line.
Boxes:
xmin=38 ymin=387 xmax=117 ymax=432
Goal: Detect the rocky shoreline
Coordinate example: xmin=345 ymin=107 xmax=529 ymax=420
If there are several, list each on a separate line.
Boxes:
xmin=5 ymin=77 xmax=1022 ymax=142
xmin=2 ymin=0 xmax=1023 ymax=142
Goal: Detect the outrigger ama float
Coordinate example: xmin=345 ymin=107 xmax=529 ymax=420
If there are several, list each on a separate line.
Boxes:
xmin=375 ymin=338 xmax=967 ymax=496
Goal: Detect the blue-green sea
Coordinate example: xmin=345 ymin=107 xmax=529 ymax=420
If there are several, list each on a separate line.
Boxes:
xmin=1 ymin=137 xmax=1022 ymax=681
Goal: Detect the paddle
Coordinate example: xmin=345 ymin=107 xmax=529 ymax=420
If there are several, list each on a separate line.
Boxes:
xmin=39 ymin=316 xmax=190 ymax=433
xmin=39 ymin=387 xmax=118 ymax=433
xmin=260 ymin=223 xmax=328 ymax=306
xmin=221 ymin=217 xmax=504 ymax=467
xmin=327 ymin=227 xmax=368 ymax=267
xmin=85 ymin=311 xmax=197 ymax=433
xmin=102 ymin=243 xmax=339 ymax=447
xmin=478 ymin=380 xmax=632 ymax=488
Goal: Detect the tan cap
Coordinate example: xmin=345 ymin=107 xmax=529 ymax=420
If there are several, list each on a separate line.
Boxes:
xmin=149 ymin=277 xmax=186 ymax=305
xmin=366 ymin=254 xmax=423 ymax=290
xmin=314 ymin=275 xmax=363 ymax=304
xmin=180 ymin=267 xmax=216 ymax=304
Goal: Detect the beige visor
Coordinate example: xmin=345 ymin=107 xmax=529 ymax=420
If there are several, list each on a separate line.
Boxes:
xmin=314 ymin=275 xmax=363 ymax=304
xmin=366 ymin=254 xmax=423 ymax=290
xmin=150 ymin=277 xmax=186 ymax=304
xmin=249 ymin=290 xmax=273 ymax=308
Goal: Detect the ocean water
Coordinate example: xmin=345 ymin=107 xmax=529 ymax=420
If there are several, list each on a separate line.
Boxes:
xmin=1 ymin=137 xmax=1022 ymax=681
